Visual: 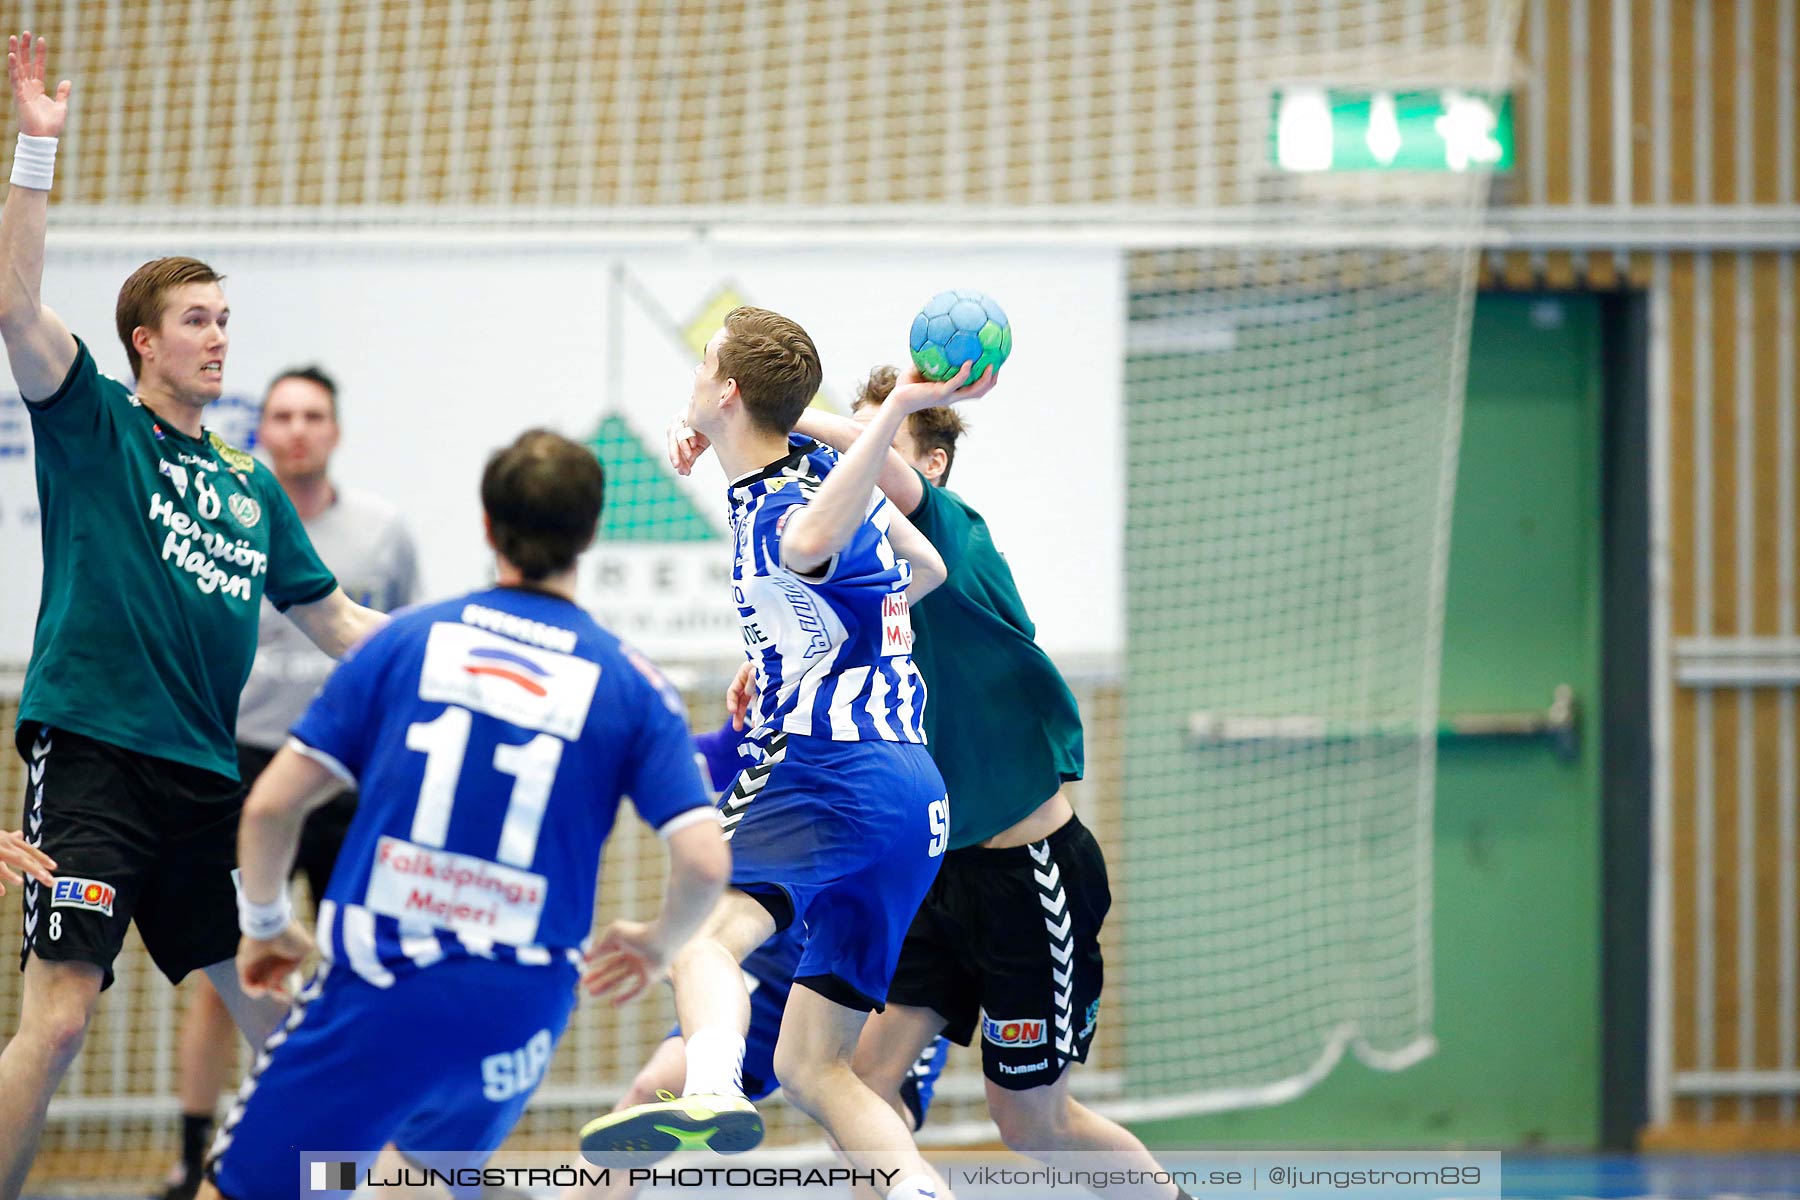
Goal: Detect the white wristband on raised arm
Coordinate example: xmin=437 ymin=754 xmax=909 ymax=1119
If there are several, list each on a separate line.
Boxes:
xmin=237 ymin=889 xmax=294 ymax=940
xmin=10 ymin=134 xmax=57 ymax=191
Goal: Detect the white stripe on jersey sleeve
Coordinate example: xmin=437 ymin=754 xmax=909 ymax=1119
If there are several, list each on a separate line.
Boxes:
xmin=286 ymin=736 xmax=357 ymax=786
xmin=656 ymin=806 xmax=722 ymax=840
xmin=516 ymin=945 xmax=553 ymax=967
xmin=340 ymin=905 xmax=397 ymax=989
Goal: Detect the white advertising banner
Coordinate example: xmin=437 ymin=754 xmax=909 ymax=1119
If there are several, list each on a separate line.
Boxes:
xmin=0 ymin=240 xmax=1123 ymax=669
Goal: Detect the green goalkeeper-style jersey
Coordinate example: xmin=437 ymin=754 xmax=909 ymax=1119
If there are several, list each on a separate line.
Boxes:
xmin=17 ymin=337 xmax=337 ymax=780
xmin=905 ymin=470 xmax=1085 ymax=849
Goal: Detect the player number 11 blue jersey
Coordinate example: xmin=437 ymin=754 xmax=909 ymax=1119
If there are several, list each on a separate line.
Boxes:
xmin=288 ymin=587 xmax=712 ymax=987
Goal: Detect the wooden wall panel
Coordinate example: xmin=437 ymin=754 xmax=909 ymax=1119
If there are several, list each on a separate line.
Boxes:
xmin=1538 ymin=0 xmax=1574 ymax=205
xmin=1497 ymin=0 xmax=1799 ymax=1141
xmin=1653 ymin=246 xmax=1800 ymax=1142
xmin=1629 ymin=1 xmax=1657 ymax=205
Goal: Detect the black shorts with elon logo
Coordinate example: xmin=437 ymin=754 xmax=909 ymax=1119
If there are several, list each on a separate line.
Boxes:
xmin=16 ymin=723 xmax=245 ymax=991
xmin=886 ymin=814 xmax=1111 ymax=1090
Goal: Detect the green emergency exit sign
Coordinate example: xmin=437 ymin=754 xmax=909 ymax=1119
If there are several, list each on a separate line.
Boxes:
xmin=1271 ymin=88 xmax=1515 ymax=173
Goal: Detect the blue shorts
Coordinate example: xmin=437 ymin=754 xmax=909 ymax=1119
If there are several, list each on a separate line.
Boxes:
xmin=719 ymin=732 xmax=947 ymax=1009
xmin=207 ymin=957 xmax=578 ymax=1200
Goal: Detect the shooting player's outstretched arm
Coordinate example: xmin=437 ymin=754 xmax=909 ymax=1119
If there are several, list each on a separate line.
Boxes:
xmin=791 ymin=407 xmax=927 ymax=517
xmin=780 ymin=363 xmax=993 ymax=575
xmin=0 ymin=32 xmax=75 ymax=399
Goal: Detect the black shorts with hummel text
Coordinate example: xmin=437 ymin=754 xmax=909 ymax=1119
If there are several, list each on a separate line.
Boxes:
xmin=16 ymin=723 xmax=245 ymax=990
xmin=886 ymin=814 xmax=1111 ymax=1090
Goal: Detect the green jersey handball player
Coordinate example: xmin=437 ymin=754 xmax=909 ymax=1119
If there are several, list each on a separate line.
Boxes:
xmin=0 ymin=33 xmax=386 ymax=1200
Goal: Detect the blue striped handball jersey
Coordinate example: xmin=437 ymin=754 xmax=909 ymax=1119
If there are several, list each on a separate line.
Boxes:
xmin=728 ymin=436 xmax=928 ymax=749
xmin=288 ymin=587 xmax=713 ymax=986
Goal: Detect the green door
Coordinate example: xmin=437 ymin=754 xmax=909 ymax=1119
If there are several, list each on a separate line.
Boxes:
xmin=1132 ymin=292 xmax=1604 ymax=1146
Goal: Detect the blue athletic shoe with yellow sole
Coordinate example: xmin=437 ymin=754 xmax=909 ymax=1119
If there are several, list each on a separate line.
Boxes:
xmin=579 ymin=1091 xmax=764 ymax=1168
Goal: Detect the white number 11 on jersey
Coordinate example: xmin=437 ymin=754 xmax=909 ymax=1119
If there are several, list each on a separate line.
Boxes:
xmin=404 ymin=706 xmax=564 ymax=868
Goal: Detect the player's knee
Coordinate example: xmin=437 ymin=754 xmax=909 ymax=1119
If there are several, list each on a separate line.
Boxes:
xmin=19 ymin=962 xmax=101 ymax=1064
xmin=850 ymin=1045 xmax=909 ymax=1101
xmin=769 ymin=1039 xmax=812 ymax=1105
xmin=21 ymin=1006 xmax=92 ymax=1066
xmin=989 ymin=1087 xmax=1075 ymax=1151
xmin=666 ymin=946 xmax=702 ymax=991
xmin=768 ymin=1043 xmax=835 ymax=1119
xmin=666 ymin=936 xmax=729 ymax=990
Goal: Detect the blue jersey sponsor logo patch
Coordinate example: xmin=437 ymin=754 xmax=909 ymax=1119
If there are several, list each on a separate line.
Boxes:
xmin=464 ymin=644 xmax=553 ymax=696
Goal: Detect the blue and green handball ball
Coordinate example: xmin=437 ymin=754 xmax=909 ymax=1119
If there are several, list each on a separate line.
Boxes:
xmin=909 ymin=290 xmax=1011 ymax=387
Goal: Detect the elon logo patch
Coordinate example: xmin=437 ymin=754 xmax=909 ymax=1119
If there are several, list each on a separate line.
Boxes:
xmin=981 ymin=1015 xmax=1048 ymax=1048
xmin=51 ymin=877 xmax=116 ymax=917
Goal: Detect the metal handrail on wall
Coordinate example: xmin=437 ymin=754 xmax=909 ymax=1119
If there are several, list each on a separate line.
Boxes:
xmin=1187 ymin=685 xmax=1580 ymax=761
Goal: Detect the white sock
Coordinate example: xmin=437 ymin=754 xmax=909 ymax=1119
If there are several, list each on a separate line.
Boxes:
xmin=887 ymin=1175 xmax=942 ymax=1200
xmin=681 ymin=1027 xmax=746 ymax=1098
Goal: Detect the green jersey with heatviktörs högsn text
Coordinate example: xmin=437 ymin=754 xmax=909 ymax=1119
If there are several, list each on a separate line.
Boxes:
xmin=18 ymin=337 xmax=337 ymax=779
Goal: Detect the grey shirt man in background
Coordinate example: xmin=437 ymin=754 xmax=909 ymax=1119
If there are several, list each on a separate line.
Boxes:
xmin=157 ymin=366 xmax=419 ymax=1200
xmin=235 ymin=495 xmax=418 ymax=746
